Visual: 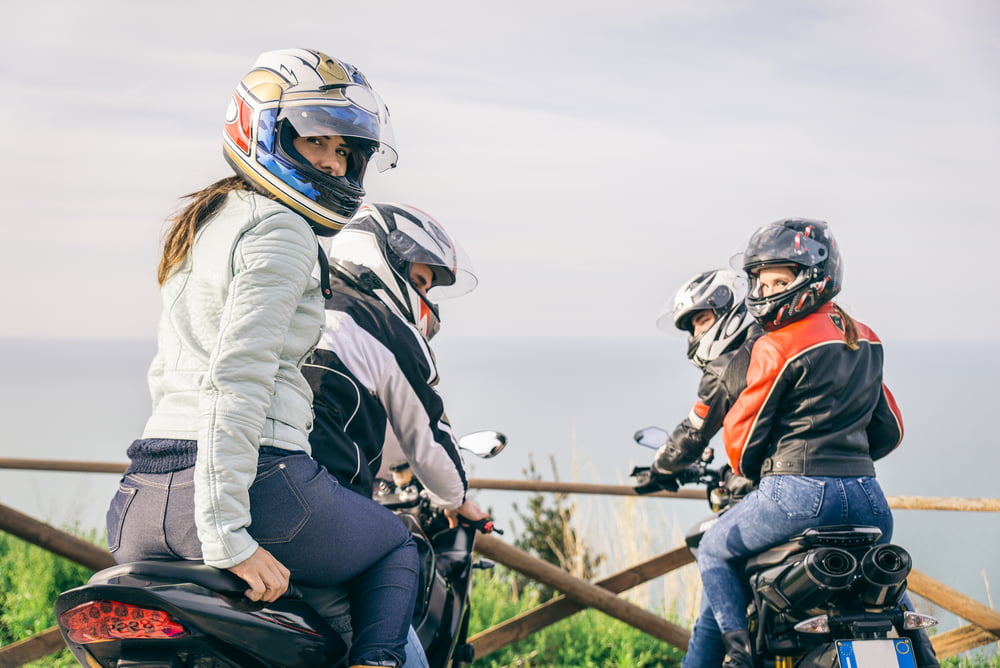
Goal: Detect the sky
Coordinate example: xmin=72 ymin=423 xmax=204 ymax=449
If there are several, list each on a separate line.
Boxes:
xmin=3 ymin=0 xmax=1000 ymax=344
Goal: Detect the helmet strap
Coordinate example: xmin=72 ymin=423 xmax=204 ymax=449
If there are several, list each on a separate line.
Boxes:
xmin=316 ymin=244 xmax=332 ymax=299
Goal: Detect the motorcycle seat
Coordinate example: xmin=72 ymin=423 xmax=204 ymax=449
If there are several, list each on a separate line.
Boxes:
xmin=90 ymin=560 xmax=303 ymax=599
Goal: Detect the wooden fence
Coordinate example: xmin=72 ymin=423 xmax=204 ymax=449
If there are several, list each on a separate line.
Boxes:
xmin=1 ymin=458 xmax=998 ymax=667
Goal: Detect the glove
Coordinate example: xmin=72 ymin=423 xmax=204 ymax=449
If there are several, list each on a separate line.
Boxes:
xmin=631 ymin=466 xmax=679 ymax=495
xmin=720 ymin=464 xmax=755 ymax=502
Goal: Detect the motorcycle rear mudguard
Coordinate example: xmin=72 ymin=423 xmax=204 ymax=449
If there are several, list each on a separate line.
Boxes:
xmin=56 ymin=561 xmax=348 ymax=668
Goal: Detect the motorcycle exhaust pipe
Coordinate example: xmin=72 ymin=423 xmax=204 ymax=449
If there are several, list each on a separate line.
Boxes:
xmin=773 ymin=547 xmax=858 ymax=610
xmin=854 ymin=543 xmax=912 ymax=608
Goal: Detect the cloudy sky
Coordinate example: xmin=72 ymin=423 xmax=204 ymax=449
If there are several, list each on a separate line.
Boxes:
xmin=3 ymin=0 xmax=999 ymax=344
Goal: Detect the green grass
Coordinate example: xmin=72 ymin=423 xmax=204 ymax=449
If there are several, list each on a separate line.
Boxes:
xmin=943 ymin=655 xmax=1000 ymax=668
xmin=0 ymin=530 xmax=94 ymax=667
xmin=468 ymin=565 xmax=685 ymax=667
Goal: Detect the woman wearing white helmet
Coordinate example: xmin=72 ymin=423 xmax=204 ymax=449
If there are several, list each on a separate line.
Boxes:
xmin=107 ymin=49 xmax=415 ymax=668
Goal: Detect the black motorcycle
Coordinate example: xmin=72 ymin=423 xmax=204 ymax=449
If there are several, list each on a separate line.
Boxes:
xmin=630 ymin=426 xmax=937 ymax=668
xmin=54 ymin=430 xmax=507 ymax=668
xmin=374 ymin=429 xmax=506 ymax=668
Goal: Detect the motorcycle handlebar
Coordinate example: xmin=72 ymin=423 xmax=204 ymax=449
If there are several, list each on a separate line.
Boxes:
xmin=459 ymin=516 xmax=504 ymax=535
xmin=630 ymin=463 xmax=723 ymax=495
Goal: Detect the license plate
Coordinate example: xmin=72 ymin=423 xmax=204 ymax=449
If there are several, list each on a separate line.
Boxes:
xmin=836 ymin=639 xmax=916 ymax=667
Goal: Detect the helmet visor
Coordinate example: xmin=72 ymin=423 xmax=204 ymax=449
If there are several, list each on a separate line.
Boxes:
xmin=387 ymin=229 xmax=477 ymax=300
xmin=278 ymin=85 xmax=398 ymax=172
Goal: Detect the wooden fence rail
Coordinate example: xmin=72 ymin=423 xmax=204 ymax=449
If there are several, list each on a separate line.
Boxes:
xmin=6 ymin=456 xmax=1000 ymax=512
xmin=1 ymin=458 xmax=998 ymax=667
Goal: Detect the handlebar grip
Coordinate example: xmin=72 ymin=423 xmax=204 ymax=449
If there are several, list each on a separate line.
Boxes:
xmin=461 ymin=517 xmax=504 ymax=535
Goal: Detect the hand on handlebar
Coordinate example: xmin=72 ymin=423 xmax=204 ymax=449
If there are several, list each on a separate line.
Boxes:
xmin=444 ymin=499 xmax=503 ymax=534
xmin=720 ymin=464 xmax=756 ymax=501
xmin=630 ymin=466 xmax=680 ymax=495
xmin=459 ymin=516 xmax=504 ymax=535
xmin=445 ymin=498 xmax=488 ymax=529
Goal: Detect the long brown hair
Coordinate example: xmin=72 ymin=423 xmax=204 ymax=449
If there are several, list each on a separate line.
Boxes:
xmin=157 ymin=176 xmax=253 ymax=285
xmin=831 ymin=302 xmax=859 ymax=350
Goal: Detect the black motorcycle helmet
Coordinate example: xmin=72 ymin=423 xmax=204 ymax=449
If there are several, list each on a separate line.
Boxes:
xmin=741 ymin=218 xmax=843 ymax=331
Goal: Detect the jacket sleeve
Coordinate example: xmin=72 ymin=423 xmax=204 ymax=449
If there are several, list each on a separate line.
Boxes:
xmin=652 ymin=361 xmax=731 ymax=474
xmin=378 ymin=327 xmax=468 ymax=509
xmin=723 ymin=336 xmax=786 ymax=480
xmin=195 ymin=210 xmax=318 ymax=569
xmin=326 ymin=310 xmax=468 ymax=508
xmin=867 ymin=383 xmax=904 ymax=461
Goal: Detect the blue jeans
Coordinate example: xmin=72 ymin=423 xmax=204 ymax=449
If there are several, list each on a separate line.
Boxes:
xmin=300 ymin=584 xmax=429 ymax=668
xmin=108 ymin=450 xmax=419 ymax=667
xmin=682 ymin=595 xmax=725 ymax=668
xmin=697 ymin=475 xmax=893 ymax=633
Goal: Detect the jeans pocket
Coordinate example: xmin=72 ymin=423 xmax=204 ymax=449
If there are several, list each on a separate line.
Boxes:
xmin=106 ymin=484 xmax=137 ymax=553
xmin=857 ymin=477 xmax=890 ymax=516
xmin=769 ymin=475 xmax=824 ymax=520
xmin=248 ymin=460 xmax=312 ymax=545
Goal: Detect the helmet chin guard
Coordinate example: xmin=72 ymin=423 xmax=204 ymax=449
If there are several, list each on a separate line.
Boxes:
xmin=659 ymin=269 xmax=753 ymax=368
xmin=222 ymin=48 xmax=398 ymax=235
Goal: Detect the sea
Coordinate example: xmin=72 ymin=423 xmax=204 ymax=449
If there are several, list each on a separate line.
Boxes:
xmin=1 ymin=337 xmax=997 ymax=639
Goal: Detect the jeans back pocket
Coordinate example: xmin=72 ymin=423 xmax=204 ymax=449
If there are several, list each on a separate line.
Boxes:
xmin=248 ymin=461 xmax=312 ymax=545
xmin=106 ymin=484 xmax=137 ymax=553
xmin=769 ymin=475 xmax=825 ymax=520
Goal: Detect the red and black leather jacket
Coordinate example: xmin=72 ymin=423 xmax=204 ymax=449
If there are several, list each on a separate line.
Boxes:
xmin=723 ymin=303 xmax=903 ymax=482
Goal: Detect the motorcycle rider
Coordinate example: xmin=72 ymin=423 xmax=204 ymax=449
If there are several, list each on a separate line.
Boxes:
xmin=698 ymin=218 xmax=937 ymax=668
xmin=649 ymin=268 xmax=760 ymax=480
xmin=644 ymin=268 xmax=760 ymax=668
xmin=108 ymin=48 xmax=418 ymax=668
xmin=301 ymin=203 xmax=489 ymax=664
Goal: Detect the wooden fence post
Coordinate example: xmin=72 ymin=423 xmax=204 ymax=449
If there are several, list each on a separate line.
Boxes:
xmin=907 ymin=568 xmax=1000 ymax=658
xmin=470 ymin=545 xmax=694 ymax=658
xmin=0 ymin=628 xmax=66 ymax=668
xmin=473 ymin=534 xmax=691 ymax=651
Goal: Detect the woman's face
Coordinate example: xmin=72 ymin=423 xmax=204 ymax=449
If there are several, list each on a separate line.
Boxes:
xmin=756 ymin=265 xmax=798 ymax=297
xmin=293 ymin=134 xmax=351 ymax=177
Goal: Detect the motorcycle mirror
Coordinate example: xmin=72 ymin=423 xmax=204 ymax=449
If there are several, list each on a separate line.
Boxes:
xmin=458 ymin=430 xmax=508 ymax=458
xmin=633 ymin=426 xmax=669 ymax=449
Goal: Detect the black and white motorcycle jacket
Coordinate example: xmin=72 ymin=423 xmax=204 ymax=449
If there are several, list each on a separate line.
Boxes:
xmin=302 ymin=276 xmax=468 ymax=507
xmin=652 ymin=325 xmax=762 ymax=475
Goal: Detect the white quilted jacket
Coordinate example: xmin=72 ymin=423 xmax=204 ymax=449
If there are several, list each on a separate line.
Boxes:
xmin=142 ymin=190 xmax=325 ymax=568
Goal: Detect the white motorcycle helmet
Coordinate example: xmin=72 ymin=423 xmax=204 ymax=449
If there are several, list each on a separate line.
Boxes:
xmin=222 ymin=48 xmax=398 ymax=236
xmin=327 ymin=203 xmax=476 ymax=340
xmin=657 ymin=269 xmax=754 ymax=368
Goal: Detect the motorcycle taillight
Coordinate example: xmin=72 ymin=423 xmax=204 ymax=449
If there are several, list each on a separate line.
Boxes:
xmin=59 ymin=599 xmax=188 ymax=643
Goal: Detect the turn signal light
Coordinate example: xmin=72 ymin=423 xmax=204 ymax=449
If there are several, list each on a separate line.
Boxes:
xmin=60 ymin=600 xmax=188 ymax=643
xmin=793 ymin=614 xmax=831 ymax=634
xmin=902 ymin=611 xmax=938 ymax=630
